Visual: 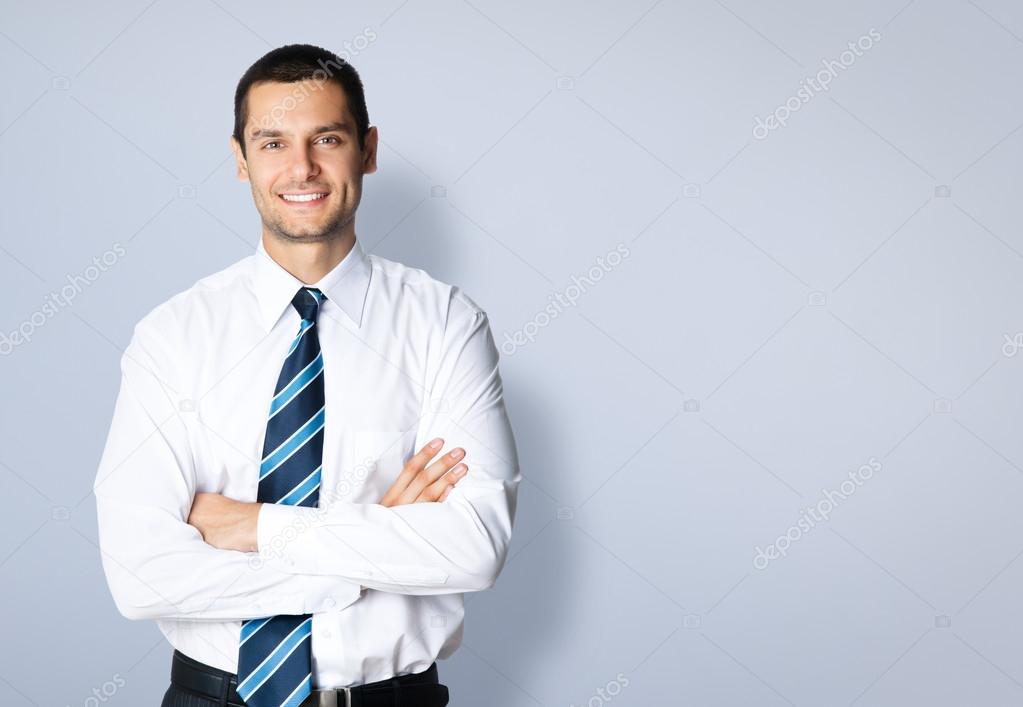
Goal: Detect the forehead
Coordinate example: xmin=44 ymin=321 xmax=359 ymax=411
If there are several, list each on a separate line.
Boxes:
xmin=244 ymin=80 xmax=352 ymax=135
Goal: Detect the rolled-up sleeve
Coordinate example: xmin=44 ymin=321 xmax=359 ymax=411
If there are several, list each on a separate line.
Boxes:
xmin=94 ymin=317 xmax=363 ymax=621
xmin=256 ymin=289 xmax=521 ymax=595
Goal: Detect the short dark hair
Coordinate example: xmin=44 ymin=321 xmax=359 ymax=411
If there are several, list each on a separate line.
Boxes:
xmin=233 ymin=43 xmax=370 ymax=158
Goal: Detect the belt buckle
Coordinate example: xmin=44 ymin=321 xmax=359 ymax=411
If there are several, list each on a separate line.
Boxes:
xmin=318 ymin=687 xmax=351 ymax=707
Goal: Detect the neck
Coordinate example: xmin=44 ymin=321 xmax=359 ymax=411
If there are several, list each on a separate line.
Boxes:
xmin=261 ymin=228 xmax=356 ymax=285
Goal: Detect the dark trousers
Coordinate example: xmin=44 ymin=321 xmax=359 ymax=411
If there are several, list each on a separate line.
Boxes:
xmin=161 ymin=683 xmax=225 ymax=707
xmin=161 ymin=650 xmax=448 ymax=706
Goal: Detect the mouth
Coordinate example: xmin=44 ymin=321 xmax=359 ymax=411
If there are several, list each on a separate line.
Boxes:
xmin=278 ymin=191 xmax=329 ymax=207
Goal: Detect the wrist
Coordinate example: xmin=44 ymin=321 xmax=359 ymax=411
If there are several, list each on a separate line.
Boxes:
xmin=238 ymin=501 xmax=262 ymax=553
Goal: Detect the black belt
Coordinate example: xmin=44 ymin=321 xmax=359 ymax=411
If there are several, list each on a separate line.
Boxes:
xmin=170 ymin=649 xmax=449 ymax=706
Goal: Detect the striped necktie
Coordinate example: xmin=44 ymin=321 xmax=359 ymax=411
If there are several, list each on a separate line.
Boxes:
xmin=238 ymin=286 xmax=326 ymax=707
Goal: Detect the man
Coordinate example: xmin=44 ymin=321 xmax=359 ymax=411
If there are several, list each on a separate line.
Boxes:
xmin=93 ymin=44 xmax=520 ymax=707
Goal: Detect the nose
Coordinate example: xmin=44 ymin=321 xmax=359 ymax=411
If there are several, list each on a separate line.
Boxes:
xmin=288 ymin=142 xmax=320 ymax=183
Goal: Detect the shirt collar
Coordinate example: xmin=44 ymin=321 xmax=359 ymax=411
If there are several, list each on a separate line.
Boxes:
xmin=254 ymin=236 xmax=371 ymax=331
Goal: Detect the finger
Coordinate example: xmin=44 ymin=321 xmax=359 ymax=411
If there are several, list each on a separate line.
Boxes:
xmin=382 ymin=438 xmax=444 ymax=504
xmin=416 ymin=467 xmax=465 ymax=504
xmin=399 ymin=448 xmax=465 ymax=504
xmin=425 ymin=465 xmax=466 ymax=502
xmin=409 ymin=438 xmax=445 ymax=470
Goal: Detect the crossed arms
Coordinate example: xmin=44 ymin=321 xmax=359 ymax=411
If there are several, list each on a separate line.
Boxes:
xmin=93 ymin=300 xmax=520 ymax=622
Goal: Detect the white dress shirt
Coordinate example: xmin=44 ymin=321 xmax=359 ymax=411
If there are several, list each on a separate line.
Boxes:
xmin=93 ymin=235 xmax=521 ymax=687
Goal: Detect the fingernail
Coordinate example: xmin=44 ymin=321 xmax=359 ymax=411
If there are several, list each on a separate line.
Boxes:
xmin=454 ymin=464 xmax=467 ymax=474
xmin=430 ymin=438 xmax=443 ymax=449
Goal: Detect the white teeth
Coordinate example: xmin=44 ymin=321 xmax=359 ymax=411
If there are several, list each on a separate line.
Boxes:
xmin=281 ymin=193 xmax=326 ymax=202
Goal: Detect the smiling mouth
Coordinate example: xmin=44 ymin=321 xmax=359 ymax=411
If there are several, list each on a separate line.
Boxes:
xmin=279 ymin=192 xmax=329 ymax=204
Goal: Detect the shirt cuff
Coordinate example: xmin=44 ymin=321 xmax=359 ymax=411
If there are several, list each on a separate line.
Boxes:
xmin=256 ymin=500 xmax=450 ymax=588
xmin=278 ymin=573 xmax=362 ymax=615
xmin=257 ymin=502 xmax=322 ymax=574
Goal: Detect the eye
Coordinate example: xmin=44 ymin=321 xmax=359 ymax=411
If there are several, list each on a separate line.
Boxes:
xmin=318 ymin=136 xmax=341 ymax=145
xmin=262 ymin=141 xmax=282 ymax=151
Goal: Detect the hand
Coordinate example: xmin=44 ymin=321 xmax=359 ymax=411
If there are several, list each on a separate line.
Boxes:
xmin=379 ymin=438 xmax=468 ymax=507
xmin=187 ymin=492 xmax=261 ymax=552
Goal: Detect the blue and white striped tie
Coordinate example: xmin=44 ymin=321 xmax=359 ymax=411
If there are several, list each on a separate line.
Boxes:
xmin=238 ymin=287 xmax=326 ymax=707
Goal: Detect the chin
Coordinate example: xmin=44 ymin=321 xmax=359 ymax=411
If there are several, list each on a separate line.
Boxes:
xmin=273 ymin=224 xmax=341 ymax=243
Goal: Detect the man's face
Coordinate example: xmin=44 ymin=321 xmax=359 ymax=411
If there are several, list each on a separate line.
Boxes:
xmin=230 ymin=80 xmax=377 ymax=244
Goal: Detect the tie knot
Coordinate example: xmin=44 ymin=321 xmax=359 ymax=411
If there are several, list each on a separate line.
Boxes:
xmin=292 ymin=287 xmax=324 ymax=322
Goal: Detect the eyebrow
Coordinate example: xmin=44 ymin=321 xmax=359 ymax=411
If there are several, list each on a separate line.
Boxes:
xmin=248 ymin=121 xmax=353 ymax=140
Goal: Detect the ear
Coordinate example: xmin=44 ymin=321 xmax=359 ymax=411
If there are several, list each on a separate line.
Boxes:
xmin=229 ymin=136 xmax=249 ymax=182
xmin=362 ymin=125 xmax=378 ymax=175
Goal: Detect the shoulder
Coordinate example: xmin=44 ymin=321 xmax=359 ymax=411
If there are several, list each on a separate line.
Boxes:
xmin=128 ymin=255 xmax=254 ymax=357
xmin=366 ymin=252 xmax=487 ymax=328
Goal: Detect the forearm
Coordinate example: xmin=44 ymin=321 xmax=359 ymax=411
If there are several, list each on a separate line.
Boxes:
xmin=96 ymin=495 xmax=362 ymax=621
xmin=255 ymin=484 xmax=515 ymax=594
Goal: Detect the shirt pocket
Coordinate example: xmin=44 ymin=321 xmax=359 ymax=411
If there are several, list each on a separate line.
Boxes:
xmin=352 ymin=427 xmax=418 ymax=497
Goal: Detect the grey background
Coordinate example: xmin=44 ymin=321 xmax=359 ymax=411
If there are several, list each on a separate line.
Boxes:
xmin=2 ymin=0 xmax=1023 ymax=705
